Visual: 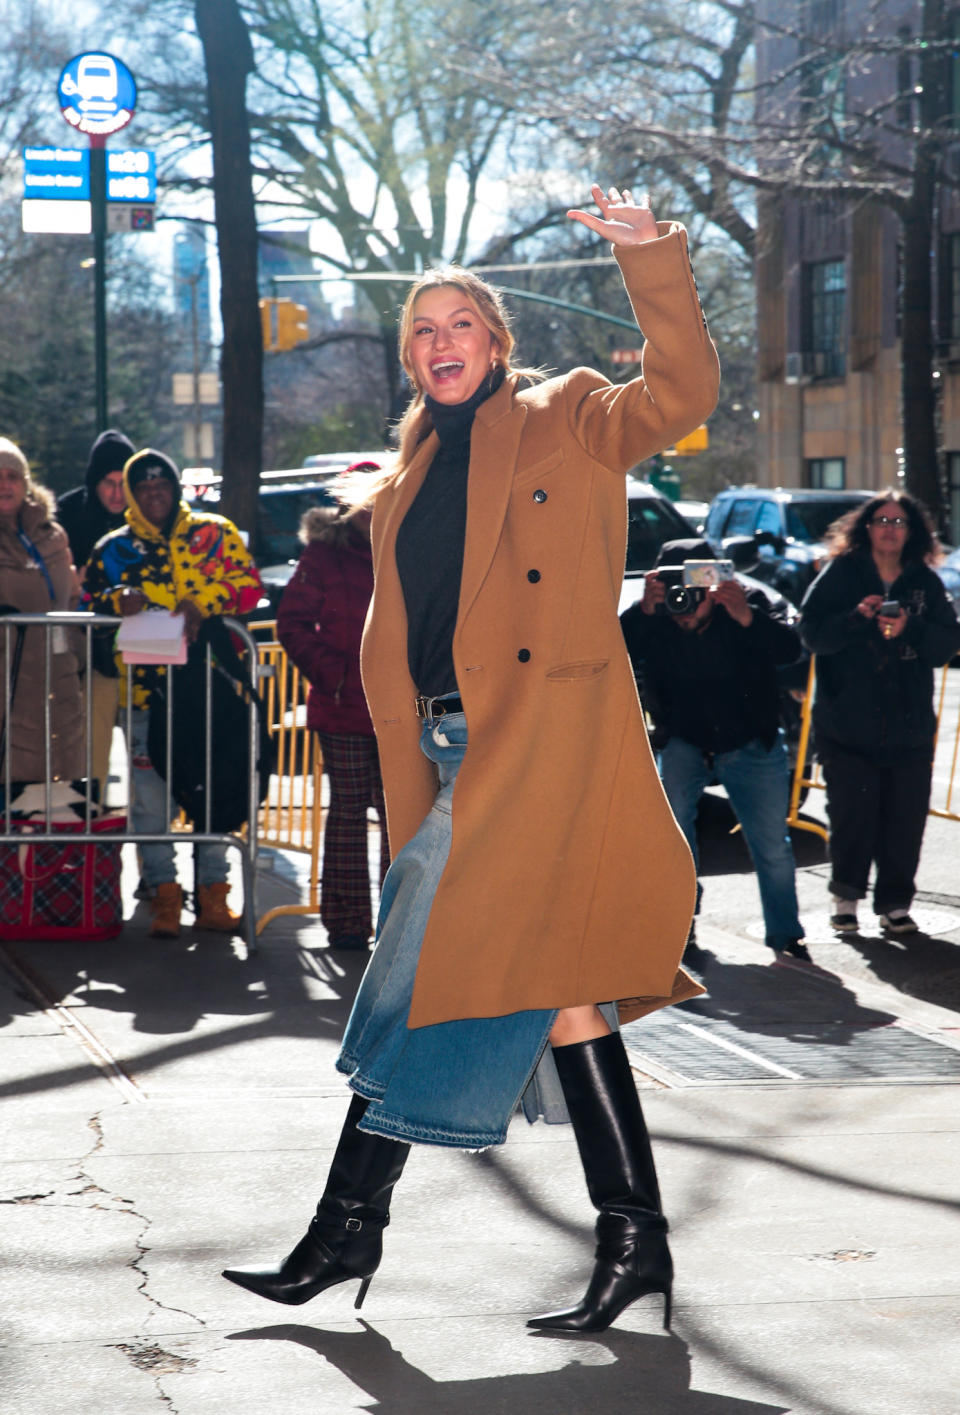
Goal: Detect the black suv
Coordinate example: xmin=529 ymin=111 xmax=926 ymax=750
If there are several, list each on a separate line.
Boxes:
xmin=704 ymin=486 xmax=872 ymax=604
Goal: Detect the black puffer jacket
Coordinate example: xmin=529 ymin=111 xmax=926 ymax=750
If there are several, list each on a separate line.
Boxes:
xmin=799 ymin=550 xmax=960 ymax=754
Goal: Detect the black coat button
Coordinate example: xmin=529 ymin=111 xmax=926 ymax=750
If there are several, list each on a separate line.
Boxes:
xmin=518 ymin=648 xmax=531 ymax=662
xmin=527 ymin=569 xmax=541 ymax=583
xmin=533 ymin=489 xmax=547 ymax=503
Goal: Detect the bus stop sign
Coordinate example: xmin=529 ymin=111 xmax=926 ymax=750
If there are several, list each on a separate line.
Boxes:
xmin=58 ymin=53 xmax=137 ymax=137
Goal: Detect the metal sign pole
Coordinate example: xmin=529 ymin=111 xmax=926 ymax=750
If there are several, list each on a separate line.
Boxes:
xmin=90 ymin=135 xmax=108 ymax=430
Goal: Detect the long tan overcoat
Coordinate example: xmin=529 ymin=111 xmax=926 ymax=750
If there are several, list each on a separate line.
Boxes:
xmin=361 ymin=225 xmax=720 ymax=1030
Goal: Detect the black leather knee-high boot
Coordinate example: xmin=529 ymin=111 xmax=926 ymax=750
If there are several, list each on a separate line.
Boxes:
xmin=527 ymin=1031 xmax=673 ymax=1333
xmin=222 ymin=1094 xmax=410 ymax=1309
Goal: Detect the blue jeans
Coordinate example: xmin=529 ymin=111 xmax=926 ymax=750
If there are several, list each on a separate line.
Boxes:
xmin=336 ymin=712 xmax=564 ymax=1149
xmin=126 ymin=709 xmax=229 ymax=888
xmin=658 ymin=732 xmax=803 ymax=947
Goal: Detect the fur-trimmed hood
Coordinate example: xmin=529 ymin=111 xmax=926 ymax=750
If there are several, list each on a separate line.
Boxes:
xmin=299 ymin=503 xmax=371 ymax=549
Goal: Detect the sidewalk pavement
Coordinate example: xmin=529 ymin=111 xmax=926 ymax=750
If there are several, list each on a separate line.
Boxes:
xmin=2 ymin=836 xmax=959 ymax=1415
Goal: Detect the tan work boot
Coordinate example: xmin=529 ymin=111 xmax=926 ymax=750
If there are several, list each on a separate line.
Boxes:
xmin=149 ymin=882 xmax=183 ymax=938
xmin=195 ymin=883 xmax=242 ymax=933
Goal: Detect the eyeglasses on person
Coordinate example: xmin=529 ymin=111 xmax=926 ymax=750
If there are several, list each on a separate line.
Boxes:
xmin=870 ymin=515 xmax=908 ymax=528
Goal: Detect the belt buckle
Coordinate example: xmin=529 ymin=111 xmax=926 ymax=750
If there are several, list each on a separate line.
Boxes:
xmin=415 ymin=694 xmax=442 ymax=722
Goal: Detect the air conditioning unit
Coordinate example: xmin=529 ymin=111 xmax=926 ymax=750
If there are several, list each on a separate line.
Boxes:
xmin=784 ymin=352 xmax=809 ymax=385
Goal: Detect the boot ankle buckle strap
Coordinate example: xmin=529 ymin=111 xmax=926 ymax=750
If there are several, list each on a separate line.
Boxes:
xmin=345 ymin=1217 xmax=363 ymax=1231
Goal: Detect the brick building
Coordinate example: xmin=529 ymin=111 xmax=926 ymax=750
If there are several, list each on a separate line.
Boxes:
xmin=754 ymin=0 xmax=960 ymax=540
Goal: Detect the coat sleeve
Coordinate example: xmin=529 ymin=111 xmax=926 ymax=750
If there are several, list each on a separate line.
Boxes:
xmin=187 ymin=518 xmax=263 ymax=617
xmin=900 ymin=571 xmax=960 ymax=667
xmin=563 ymin=225 xmax=720 ymax=472
xmin=276 ymin=549 xmax=348 ymax=696
xmin=799 ymin=560 xmax=873 ymax=656
xmin=83 ymin=538 xmax=124 ymax=613
xmin=619 ymin=600 xmax=661 ymax=668
xmin=739 ymin=590 xmax=804 ymax=666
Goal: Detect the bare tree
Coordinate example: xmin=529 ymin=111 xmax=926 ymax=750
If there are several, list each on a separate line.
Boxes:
xmin=195 ymin=0 xmax=263 ymax=535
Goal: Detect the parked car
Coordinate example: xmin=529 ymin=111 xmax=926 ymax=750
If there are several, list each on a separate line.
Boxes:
xmin=195 ymin=458 xmax=387 ymax=615
xmin=936 ymin=544 xmax=960 ymax=619
xmin=673 ymin=498 xmax=710 ymax=534
xmin=620 ymin=481 xmax=706 ymax=609
xmin=703 ymin=486 xmax=873 ymax=605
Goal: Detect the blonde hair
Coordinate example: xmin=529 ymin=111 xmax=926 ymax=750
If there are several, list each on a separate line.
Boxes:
xmin=0 ymin=437 xmax=55 ymax=519
xmin=0 ymin=437 xmax=30 ymax=484
xmin=394 ymin=267 xmax=544 ymax=454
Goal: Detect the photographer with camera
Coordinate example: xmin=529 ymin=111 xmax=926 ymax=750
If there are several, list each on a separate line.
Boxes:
xmin=621 ymin=538 xmax=808 ymax=962
xmin=800 ymin=491 xmax=960 ymax=937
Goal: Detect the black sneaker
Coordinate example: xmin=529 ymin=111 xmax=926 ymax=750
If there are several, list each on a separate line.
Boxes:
xmin=830 ymin=912 xmax=859 ymax=933
xmin=879 ymin=912 xmax=918 ymax=935
xmin=766 ymin=938 xmax=812 ymax=962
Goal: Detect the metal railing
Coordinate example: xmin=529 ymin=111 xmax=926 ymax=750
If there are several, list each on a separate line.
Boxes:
xmin=250 ymin=623 xmax=324 ymax=936
xmin=1 ymin=611 xmax=264 ymax=950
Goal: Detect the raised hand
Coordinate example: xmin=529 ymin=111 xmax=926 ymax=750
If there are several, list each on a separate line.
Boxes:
xmin=567 ymin=184 xmax=659 ymax=246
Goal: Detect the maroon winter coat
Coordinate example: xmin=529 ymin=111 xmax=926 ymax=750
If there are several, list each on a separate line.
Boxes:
xmin=276 ymin=508 xmax=375 ymax=736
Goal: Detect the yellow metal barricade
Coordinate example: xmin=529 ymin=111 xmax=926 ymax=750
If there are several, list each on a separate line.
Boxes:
xmin=786 ymin=658 xmax=829 ymax=841
xmin=930 ymin=660 xmax=960 ymax=821
xmin=787 ymin=656 xmax=960 ymax=838
xmin=251 ymin=623 xmax=325 ymax=934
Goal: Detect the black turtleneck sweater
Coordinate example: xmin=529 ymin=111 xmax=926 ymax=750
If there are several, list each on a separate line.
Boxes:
xmin=395 ymin=371 xmax=503 ymax=697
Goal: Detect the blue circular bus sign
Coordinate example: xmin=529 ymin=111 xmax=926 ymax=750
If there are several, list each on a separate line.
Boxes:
xmin=58 ymin=53 xmax=137 ymax=137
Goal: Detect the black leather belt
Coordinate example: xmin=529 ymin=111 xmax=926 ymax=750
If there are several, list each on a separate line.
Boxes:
xmin=414 ymin=693 xmax=464 ymax=721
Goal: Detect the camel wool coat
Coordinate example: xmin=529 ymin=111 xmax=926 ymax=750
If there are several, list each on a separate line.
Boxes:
xmin=361 ymin=225 xmax=720 ymax=1030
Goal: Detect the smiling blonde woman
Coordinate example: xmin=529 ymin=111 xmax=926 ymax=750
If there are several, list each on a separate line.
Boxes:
xmin=224 ymin=184 xmax=720 ymax=1334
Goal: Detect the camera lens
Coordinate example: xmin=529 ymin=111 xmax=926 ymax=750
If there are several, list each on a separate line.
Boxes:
xmin=665 ymin=584 xmax=695 ymax=615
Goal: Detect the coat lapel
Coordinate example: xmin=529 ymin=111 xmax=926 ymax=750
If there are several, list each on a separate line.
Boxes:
xmin=458 ymin=380 xmax=527 ymax=626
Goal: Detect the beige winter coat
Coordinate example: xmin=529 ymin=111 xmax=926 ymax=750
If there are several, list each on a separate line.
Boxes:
xmin=360 ymin=226 xmax=720 ymax=1029
xmin=0 ymin=490 xmax=83 ymax=783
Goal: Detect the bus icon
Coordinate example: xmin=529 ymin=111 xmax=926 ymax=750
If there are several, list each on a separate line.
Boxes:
xmin=76 ymin=55 xmax=118 ymax=107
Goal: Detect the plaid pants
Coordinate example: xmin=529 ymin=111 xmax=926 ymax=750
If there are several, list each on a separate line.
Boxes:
xmin=316 ymin=731 xmax=389 ymax=941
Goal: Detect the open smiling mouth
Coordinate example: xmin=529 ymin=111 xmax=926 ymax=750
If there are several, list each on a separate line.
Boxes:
xmin=431 ymin=360 xmax=464 ymax=378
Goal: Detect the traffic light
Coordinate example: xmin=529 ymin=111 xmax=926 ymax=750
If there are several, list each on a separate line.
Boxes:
xmin=258 ymin=298 xmax=309 ymax=351
xmin=259 ymin=297 xmax=275 ymax=351
xmin=275 ymin=299 xmax=309 ymax=351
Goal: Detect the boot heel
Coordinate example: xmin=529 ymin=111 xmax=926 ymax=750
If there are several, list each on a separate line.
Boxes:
xmin=662 ymin=1286 xmax=672 ymax=1331
xmin=355 ymin=1275 xmax=373 ymax=1310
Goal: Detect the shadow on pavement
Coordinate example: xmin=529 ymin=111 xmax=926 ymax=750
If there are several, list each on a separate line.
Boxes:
xmin=228 ymin=1319 xmax=790 ymax=1415
xmin=844 ymin=928 xmax=960 ymax=1015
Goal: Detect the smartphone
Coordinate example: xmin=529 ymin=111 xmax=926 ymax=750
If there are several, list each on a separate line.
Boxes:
xmin=879 ymin=600 xmax=900 ymax=616
xmin=682 ymin=559 xmax=734 ymax=588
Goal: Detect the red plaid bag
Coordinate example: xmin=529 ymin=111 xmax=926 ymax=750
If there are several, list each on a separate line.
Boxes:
xmin=0 ymin=816 xmax=126 ymax=941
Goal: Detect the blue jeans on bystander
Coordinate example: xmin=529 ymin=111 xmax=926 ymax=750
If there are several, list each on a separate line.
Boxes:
xmin=658 ymin=731 xmax=803 ymax=949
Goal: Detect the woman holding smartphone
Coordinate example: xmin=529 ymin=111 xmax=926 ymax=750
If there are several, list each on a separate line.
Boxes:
xmin=800 ymin=490 xmax=960 ymax=935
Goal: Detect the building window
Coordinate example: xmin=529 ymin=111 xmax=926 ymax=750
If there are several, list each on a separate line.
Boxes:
xmin=940 ymin=232 xmax=960 ymax=348
xmin=948 ymin=453 xmax=960 ymax=545
xmin=806 ymin=457 xmax=846 ymax=489
xmin=802 ymin=259 xmax=846 ymax=378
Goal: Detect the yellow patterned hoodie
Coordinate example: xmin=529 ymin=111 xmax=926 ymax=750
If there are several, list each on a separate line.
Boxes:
xmin=85 ymin=449 xmax=263 ymax=708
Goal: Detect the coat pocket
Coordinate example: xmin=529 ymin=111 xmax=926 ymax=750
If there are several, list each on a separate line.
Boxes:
xmin=545 ymin=659 xmax=609 ymax=680
xmin=513 ymin=447 xmax=565 ymax=486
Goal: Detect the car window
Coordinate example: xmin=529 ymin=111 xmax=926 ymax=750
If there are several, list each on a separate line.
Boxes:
xmin=704 ymin=501 xmax=729 ymax=539
xmin=785 ymin=497 xmax=865 ymax=543
xmin=258 ymin=488 xmax=337 ymax=563
xmin=756 ymin=501 xmax=782 ymax=535
xmin=625 ymin=497 xmax=693 ymax=574
xmin=722 ymin=498 xmax=761 ymax=537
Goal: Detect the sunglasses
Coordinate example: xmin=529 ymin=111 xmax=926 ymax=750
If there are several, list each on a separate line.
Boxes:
xmin=870 ymin=515 xmax=907 ymax=528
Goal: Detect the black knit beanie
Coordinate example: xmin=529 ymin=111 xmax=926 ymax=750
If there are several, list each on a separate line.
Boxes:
xmin=84 ymin=429 xmax=136 ymax=491
xmin=125 ymin=448 xmax=181 ymax=494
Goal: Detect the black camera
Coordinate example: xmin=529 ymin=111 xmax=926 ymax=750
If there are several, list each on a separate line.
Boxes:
xmin=657 ymin=567 xmax=704 ymax=616
xmin=656 ymin=559 xmax=735 ymax=615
